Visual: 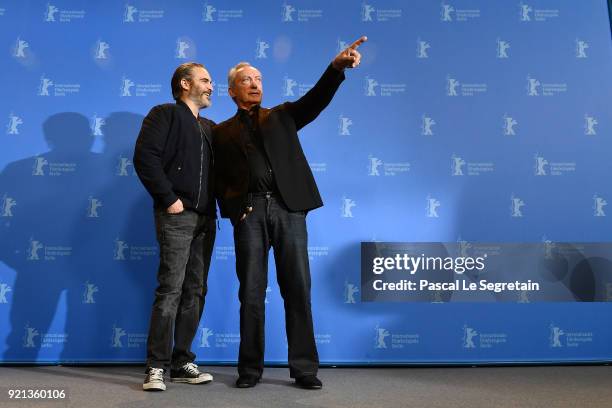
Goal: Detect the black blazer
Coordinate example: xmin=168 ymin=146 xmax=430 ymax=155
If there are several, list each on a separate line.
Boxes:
xmin=213 ymin=64 xmax=345 ymax=224
xmin=133 ymin=101 xmax=215 ymax=215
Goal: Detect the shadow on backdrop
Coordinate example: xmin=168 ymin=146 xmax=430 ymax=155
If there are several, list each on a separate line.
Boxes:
xmin=0 ymin=111 xmax=153 ymax=363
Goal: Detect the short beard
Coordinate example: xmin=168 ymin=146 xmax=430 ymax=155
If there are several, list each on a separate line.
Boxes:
xmin=191 ymin=93 xmax=211 ymax=109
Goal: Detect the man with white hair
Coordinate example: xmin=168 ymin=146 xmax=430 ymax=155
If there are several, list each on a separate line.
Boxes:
xmin=213 ymin=36 xmax=367 ymax=389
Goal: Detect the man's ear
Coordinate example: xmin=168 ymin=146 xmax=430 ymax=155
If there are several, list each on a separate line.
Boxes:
xmin=180 ymin=78 xmax=191 ymax=93
xmin=228 ymin=86 xmax=235 ymax=98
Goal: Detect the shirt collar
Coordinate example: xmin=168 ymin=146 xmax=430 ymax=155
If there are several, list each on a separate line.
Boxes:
xmin=237 ymin=104 xmax=260 ymax=117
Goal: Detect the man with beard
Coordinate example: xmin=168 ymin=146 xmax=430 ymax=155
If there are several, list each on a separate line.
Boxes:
xmin=134 ymin=62 xmax=216 ymax=391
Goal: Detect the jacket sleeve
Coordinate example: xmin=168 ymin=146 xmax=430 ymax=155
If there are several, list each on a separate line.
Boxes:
xmin=284 ymin=64 xmax=346 ymax=131
xmin=133 ymin=105 xmax=178 ymax=208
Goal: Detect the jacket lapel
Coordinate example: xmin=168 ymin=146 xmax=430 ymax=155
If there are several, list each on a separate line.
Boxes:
xmin=231 ymin=114 xmax=248 ymax=158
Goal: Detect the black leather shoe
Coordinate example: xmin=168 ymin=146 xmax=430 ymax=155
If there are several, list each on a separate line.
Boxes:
xmin=295 ymin=375 xmax=322 ymax=389
xmin=236 ymin=375 xmax=261 ymax=388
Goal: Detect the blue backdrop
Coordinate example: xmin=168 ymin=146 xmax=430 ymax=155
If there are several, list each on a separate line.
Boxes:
xmin=1 ymin=0 xmax=612 ymax=364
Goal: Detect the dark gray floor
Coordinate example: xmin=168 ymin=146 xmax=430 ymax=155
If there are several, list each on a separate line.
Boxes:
xmin=0 ymin=365 xmax=611 ymax=408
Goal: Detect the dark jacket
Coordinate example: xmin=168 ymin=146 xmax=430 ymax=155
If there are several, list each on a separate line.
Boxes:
xmin=133 ymin=100 xmax=216 ymax=216
xmin=213 ymin=64 xmax=345 ymax=224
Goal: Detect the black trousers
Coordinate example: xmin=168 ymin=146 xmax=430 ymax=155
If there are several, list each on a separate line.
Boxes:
xmin=233 ymin=193 xmax=319 ymax=378
xmin=146 ymin=209 xmax=216 ymax=370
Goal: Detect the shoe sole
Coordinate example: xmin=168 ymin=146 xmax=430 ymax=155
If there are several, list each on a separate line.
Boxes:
xmin=170 ymin=377 xmax=213 ymax=384
xmin=295 ymin=384 xmax=323 ymax=390
xmin=143 ymin=383 xmax=166 ymax=391
xmin=236 ymin=377 xmax=261 ymax=388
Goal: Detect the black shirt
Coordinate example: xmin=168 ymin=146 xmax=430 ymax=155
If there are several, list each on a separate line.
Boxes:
xmin=238 ymin=106 xmax=277 ymax=193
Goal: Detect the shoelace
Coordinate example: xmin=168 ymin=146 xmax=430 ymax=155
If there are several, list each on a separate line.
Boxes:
xmin=148 ymin=368 xmax=164 ymax=381
xmin=184 ymin=363 xmax=200 ymax=376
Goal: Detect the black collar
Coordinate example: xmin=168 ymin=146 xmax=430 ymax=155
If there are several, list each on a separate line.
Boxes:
xmin=176 ymin=99 xmax=203 ymax=121
xmin=237 ymin=105 xmax=260 ymax=117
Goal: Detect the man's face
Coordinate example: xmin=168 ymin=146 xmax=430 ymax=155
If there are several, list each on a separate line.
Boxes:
xmin=183 ymin=66 xmax=213 ymax=108
xmin=229 ymin=66 xmax=263 ymax=109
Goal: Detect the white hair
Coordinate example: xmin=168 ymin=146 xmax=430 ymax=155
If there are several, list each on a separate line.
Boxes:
xmin=227 ymin=62 xmax=257 ymax=88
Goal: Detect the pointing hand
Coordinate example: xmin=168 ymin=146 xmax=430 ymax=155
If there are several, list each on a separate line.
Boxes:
xmin=332 ymin=36 xmax=368 ymax=71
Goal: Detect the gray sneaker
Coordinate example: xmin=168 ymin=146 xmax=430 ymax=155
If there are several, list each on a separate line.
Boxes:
xmin=170 ymin=362 xmax=213 ymax=384
xmin=143 ymin=367 xmax=166 ymax=391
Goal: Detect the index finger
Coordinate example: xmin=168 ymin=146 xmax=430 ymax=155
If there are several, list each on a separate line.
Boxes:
xmin=349 ymin=36 xmax=368 ymax=50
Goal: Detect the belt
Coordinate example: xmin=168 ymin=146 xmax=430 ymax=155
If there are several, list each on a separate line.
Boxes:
xmin=250 ymin=191 xmax=277 ymax=198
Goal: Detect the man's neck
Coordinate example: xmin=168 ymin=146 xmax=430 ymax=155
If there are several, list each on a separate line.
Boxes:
xmin=180 ymin=98 xmax=200 ymax=118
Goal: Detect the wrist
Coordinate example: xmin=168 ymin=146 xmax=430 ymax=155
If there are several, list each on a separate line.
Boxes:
xmin=331 ymin=61 xmax=345 ymax=72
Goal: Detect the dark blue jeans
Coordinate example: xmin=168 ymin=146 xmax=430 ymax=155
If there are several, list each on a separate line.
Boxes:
xmin=233 ymin=193 xmax=319 ymax=378
xmin=146 ymin=209 xmax=215 ymax=370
